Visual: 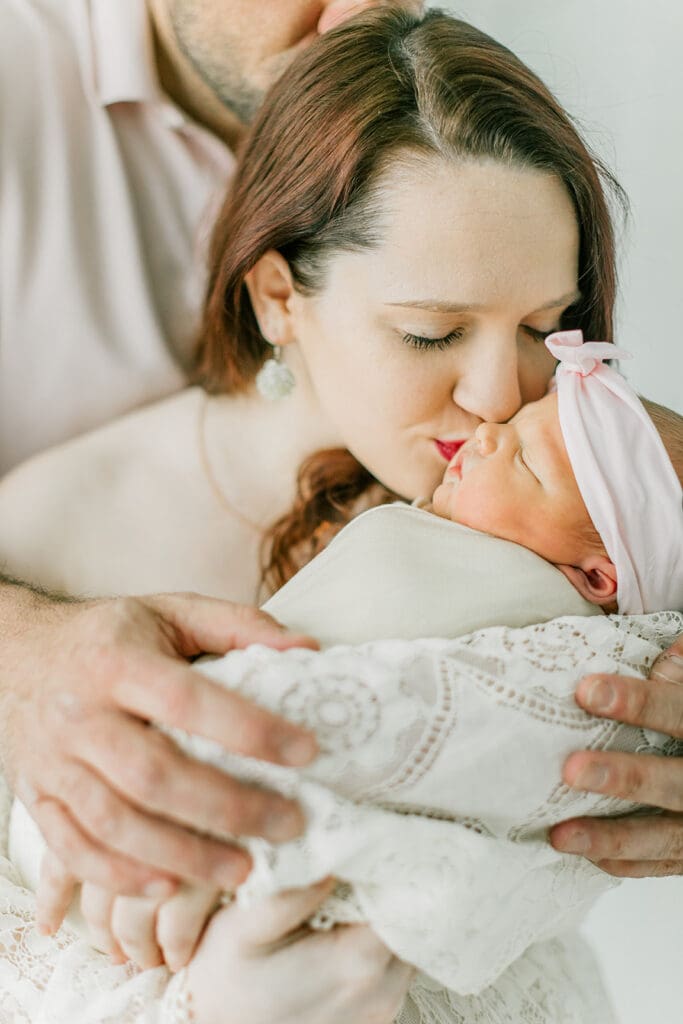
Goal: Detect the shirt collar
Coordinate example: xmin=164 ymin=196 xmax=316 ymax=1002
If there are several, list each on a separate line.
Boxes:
xmin=89 ymin=0 xmax=167 ymax=109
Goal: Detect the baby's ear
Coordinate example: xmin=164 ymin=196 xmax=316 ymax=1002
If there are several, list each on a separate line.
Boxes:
xmin=556 ymin=556 xmax=618 ymax=608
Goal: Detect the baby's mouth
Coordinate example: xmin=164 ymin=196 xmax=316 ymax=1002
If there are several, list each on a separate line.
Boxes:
xmin=445 ymin=446 xmax=468 ymax=482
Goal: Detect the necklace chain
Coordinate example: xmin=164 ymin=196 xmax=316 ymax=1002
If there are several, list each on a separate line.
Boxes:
xmin=197 ymin=392 xmax=264 ymax=535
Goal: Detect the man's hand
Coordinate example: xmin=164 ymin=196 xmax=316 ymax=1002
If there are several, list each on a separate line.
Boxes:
xmin=550 ymin=635 xmax=683 ymax=876
xmin=0 ymin=583 xmax=318 ymax=899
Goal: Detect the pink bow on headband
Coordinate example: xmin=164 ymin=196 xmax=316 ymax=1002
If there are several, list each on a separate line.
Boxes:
xmin=545 ymin=330 xmax=683 ymax=615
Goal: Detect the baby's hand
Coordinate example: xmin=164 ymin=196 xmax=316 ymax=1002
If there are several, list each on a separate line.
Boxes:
xmin=89 ymin=881 xmax=222 ymax=971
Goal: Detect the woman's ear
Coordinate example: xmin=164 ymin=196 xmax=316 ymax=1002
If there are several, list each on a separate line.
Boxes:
xmin=244 ymin=251 xmax=298 ymax=346
xmin=556 ymin=555 xmax=618 ymax=608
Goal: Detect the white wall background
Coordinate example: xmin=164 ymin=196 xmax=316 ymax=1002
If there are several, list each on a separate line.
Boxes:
xmin=432 ymin=3 xmax=683 ymax=1022
xmin=435 ymin=0 xmax=683 ymax=414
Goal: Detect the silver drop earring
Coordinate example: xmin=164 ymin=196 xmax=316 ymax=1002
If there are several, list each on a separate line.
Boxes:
xmin=255 ymin=345 xmax=296 ymax=400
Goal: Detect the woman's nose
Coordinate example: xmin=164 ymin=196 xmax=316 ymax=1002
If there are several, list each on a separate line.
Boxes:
xmin=451 ymin=336 xmax=523 ymax=424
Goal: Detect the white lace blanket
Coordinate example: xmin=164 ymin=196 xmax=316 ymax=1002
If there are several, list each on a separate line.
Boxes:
xmin=1 ymin=611 xmax=681 ymax=1023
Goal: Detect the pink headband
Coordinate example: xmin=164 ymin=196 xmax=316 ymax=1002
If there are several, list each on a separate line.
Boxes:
xmin=545 ymin=330 xmax=683 ymax=615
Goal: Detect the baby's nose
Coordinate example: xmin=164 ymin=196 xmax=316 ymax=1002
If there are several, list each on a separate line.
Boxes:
xmin=474 ymin=422 xmax=498 ymax=456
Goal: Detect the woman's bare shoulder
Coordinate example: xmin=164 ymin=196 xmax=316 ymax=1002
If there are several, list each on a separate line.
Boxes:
xmin=0 ymin=389 xmax=205 ymax=592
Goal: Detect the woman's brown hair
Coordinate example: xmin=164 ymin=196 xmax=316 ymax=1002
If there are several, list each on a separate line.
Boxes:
xmin=194 ymin=6 xmax=626 ymax=592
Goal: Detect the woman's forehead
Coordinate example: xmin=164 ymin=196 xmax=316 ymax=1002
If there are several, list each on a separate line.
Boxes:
xmin=352 ymin=157 xmax=580 ymax=310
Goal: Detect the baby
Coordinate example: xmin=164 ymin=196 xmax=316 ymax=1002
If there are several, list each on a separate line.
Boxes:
xmin=10 ymin=332 xmax=683 ymax=999
xmin=430 ymin=330 xmax=683 ymax=616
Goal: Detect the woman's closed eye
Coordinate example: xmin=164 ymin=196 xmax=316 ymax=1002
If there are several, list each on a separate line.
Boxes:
xmin=522 ymin=325 xmax=560 ymax=344
xmin=402 ymin=327 xmax=465 ymax=351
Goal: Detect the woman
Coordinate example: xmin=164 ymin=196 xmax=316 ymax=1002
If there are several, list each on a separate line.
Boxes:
xmin=0 ymin=8 xmax=676 ymax=1023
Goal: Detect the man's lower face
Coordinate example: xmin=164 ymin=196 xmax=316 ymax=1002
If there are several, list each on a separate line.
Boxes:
xmin=168 ymin=0 xmax=424 ymax=123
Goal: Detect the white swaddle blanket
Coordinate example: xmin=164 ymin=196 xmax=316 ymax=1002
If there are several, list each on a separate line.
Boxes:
xmin=5 ymin=506 xmax=682 ymax=1024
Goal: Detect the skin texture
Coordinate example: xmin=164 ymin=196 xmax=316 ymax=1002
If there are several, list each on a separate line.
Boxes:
xmin=148 ymin=0 xmax=423 ymax=144
xmin=4 ymin=4 xmax=680 ymax=1014
xmin=432 ymin=393 xmax=592 ymax=561
xmin=27 ymin=156 xmax=582 ymax=972
xmin=185 ymin=879 xmax=415 ymax=1024
xmin=246 ymin=158 xmax=577 ymax=501
xmin=431 ymin=392 xmax=618 ymax=605
xmin=550 ymin=644 xmax=683 ymax=876
xmin=4 ymin=591 xmax=319 ymax=898
xmin=138 ymin=0 xmax=683 ymax=889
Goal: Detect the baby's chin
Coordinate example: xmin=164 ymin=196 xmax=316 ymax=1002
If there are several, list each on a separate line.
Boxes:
xmin=430 ymin=481 xmax=458 ymax=522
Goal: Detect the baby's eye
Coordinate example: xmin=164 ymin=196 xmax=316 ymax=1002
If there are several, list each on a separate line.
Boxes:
xmin=402 ymin=328 xmax=465 ymax=351
xmin=517 ymin=447 xmax=539 ymax=482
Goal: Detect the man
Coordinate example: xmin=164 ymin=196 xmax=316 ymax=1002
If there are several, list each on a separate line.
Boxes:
xmin=0 ymin=6 xmax=430 ymax=1018
xmin=0 ymin=0 xmax=680 ymax=964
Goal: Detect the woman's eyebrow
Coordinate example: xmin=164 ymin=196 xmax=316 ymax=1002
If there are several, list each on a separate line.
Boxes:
xmin=384 ymin=290 xmax=582 ymax=314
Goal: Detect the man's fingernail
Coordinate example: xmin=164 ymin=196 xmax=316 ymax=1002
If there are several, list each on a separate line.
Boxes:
xmin=559 ymin=831 xmax=591 ymax=855
xmin=143 ymin=879 xmax=175 ymax=899
xmin=263 ymin=806 xmax=305 ymax=843
xmin=583 ymin=679 xmax=616 ymax=713
xmin=279 ymin=735 xmax=317 ymax=767
xmin=215 ymin=856 xmax=250 ymax=890
xmin=573 ymin=764 xmax=610 ymax=791
xmin=651 ymin=654 xmax=683 ymax=684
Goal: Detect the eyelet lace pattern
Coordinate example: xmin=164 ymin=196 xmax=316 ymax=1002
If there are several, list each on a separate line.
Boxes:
xmin=1 ymin=611 xmax=680 ymax=1023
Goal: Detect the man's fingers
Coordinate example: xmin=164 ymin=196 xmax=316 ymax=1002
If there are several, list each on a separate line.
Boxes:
xmin=73 ymin=710 xmax=306 ymax=845
xmin=650 ymin=649 xmax=683 ymax=686
xmin=36 ymin=853 xmax=76 ymax=935
xmin=550 ymin=811 xmax=683 ymax=862
xmin=148 ymin=592 xmax=319 ymax=658
xmin=30 ymin=797 xmax=177 ymax=897
xmin=40 ymin=755 xmax=254 ymax=890
xmin=562 ymin=749 xmax=683 ymax=811
xmin=110 ymin=654 xmax=318 ymax=768
xmin=235 ymin=878 xmax=337 ymax=950
xmin=592 ymin=858 xmax=683 ymax=878
xmin=575 ymin=672 xmax=683 ymax=738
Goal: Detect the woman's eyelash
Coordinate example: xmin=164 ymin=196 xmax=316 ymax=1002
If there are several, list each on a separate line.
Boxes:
xmin=523 ymin=325 xmax=558 ymax=343
xmin=402 ymin=328 xmax=465 ymax=351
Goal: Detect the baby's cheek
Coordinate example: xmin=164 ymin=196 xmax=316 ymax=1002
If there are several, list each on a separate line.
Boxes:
xmin=430 ymin=483 xmax=454 ymax=520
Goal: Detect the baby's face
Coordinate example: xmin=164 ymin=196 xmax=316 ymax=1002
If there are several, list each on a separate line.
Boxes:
xmin=431 ymin=393 xmax=594 ymax=566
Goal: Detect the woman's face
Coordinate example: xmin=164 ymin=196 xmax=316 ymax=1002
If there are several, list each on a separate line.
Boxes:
xmin=285 ymin=157 xmax=581 ymax=500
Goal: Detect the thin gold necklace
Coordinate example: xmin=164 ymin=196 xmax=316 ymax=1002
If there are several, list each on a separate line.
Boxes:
xmin=197 ymin=392 xmax=264 ymax=535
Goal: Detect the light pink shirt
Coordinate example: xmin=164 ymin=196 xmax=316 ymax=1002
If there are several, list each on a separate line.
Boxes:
xmin=0 ymin=0 xmax=235 ymax=473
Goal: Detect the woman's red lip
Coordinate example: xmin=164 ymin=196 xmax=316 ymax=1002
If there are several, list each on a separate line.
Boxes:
xmin=435 ymin=439 xmax=466 ymax=462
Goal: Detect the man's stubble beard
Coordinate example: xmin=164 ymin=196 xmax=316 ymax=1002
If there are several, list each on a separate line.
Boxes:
xmin=169 ymin=3 xmax=263 ymax=123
